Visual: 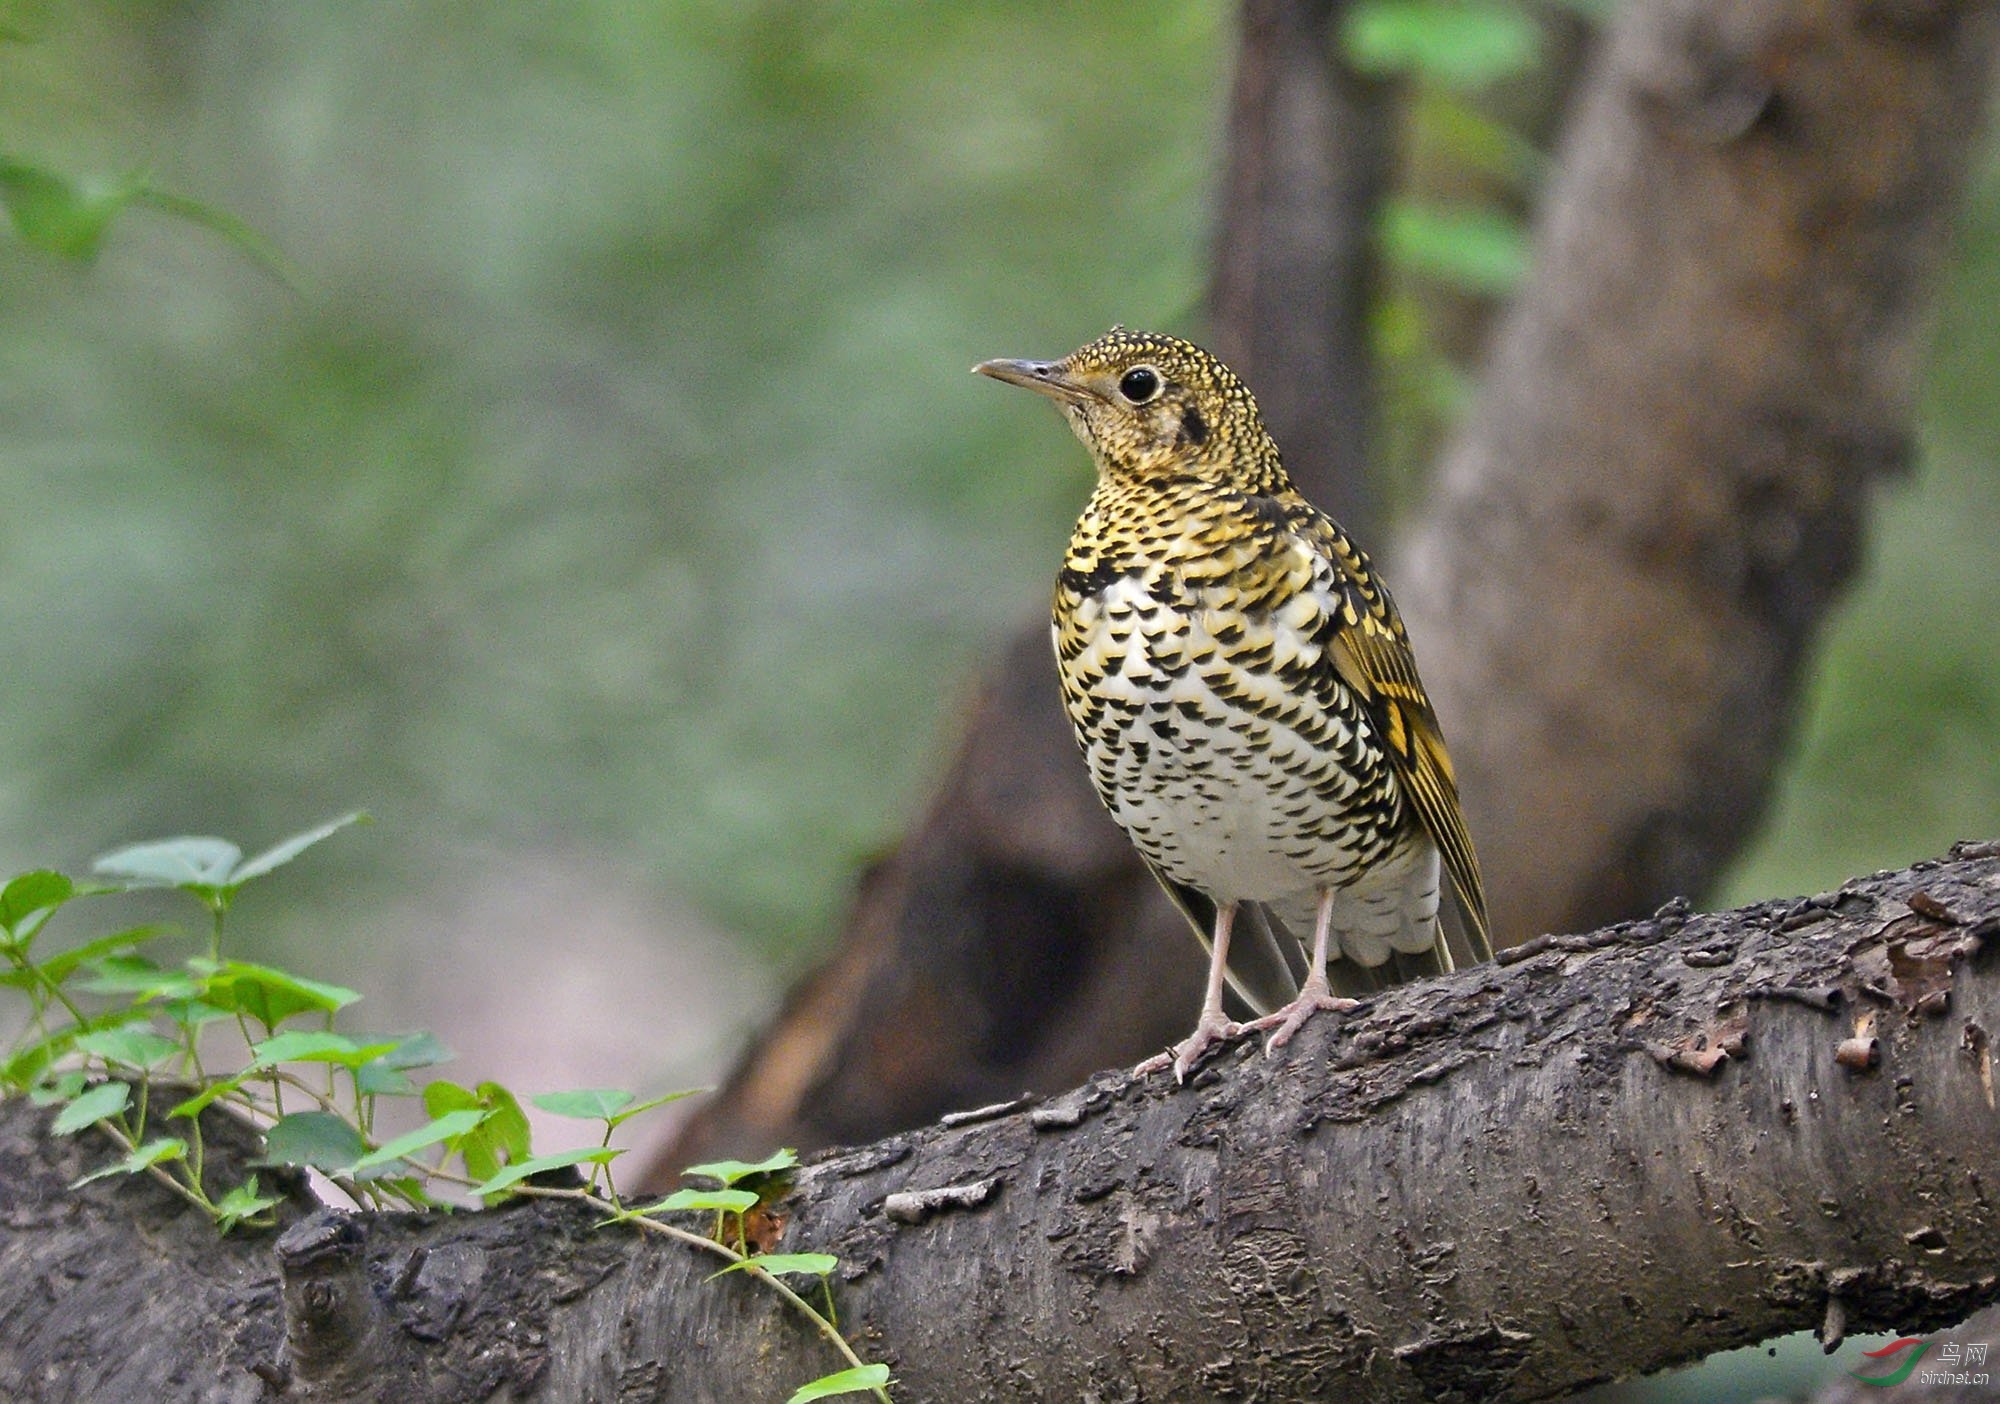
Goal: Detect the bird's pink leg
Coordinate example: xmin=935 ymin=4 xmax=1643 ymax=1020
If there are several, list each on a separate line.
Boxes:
xmin=1245 ymin=887 xmax=1360 ymax=1051
xmin=1135 ymin=901 xmax=1244 ymax=1082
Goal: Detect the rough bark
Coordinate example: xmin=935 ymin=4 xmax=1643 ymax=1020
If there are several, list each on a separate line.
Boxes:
xmin=6 ymin=845 xmax=1999 ymax=1402
xmin=1398 ymin=0 xmax=2000 ymax=946
xmin=655 ymin=0 xmax=2000 ymax=1174
xmin=653 ymin=0 xmax=1393 ymax=1176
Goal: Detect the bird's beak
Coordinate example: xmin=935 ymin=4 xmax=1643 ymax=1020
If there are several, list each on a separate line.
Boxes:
xmin=973 ymin=358 xmax=1101 ymax=405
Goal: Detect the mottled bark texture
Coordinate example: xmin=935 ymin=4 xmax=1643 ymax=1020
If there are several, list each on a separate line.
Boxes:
xmin=1398 ymin=0 xmax=2000 ymax=945
xmin=5 ymin=848 xmax=1998 ymax=1402
xmin=655 ymin=0 xmax=1394 ymax=1175
xmin=658 ymin=0 xmax=2000 ymax=1174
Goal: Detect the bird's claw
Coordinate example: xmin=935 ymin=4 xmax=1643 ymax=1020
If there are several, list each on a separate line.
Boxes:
xmin=1135 ymin=1009 xmax=1245 ymax=1082
xmin=1245 ymin=979 xmax=1361 ymax=1054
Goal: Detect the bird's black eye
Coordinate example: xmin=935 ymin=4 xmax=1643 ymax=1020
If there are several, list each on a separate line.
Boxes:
xmin=1118 ymin=366 xmax=1161 ymax=404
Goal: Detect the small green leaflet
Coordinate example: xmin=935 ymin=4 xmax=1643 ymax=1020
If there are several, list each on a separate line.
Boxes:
xmin=49 ymin=1080 xmax=130 ymax=1135
xmin=681 ymin=1147 xmax=797 ymax=1186
xmin=531 ymin=1088 xmax=635 ymax=1120
xmin=200 ymin=960 xmax=360 ymax=1026
xmin=92 ymin=813 xmax=366 ymax=893
xmin=168 ymin=1070 xmax=255 ymax=1120
xmin=258 ymin=1111 xmax=369 ymax=1172
xmin=229 ymin=812 xmax=368 ymax=884
xmin=423 ymin=1080 xmax=531 ymax=1182
xmin=37 ymin=927 xmax=174 ymax=987
xmin=74 ymin=1027 xmax=180 ymax=1070
xmin=347 ymin=1109 xmax=490 ymax=1174
xmin=0 ymin=869 xmax=73 ymax=935
xmin=785 ymin=1363 xmax=891 ymax=1403
xmin=92 ymin=836 xmax=241 ymax=889
xmin=530 ymin=1086 xmax=704 ymax=1126
xmin=214 ymin=1175 xmax=284 ymax=1232
xmin=75 ymin=953 xmax=200 ymax=1000
xmin=72 ymin=1136 xmax=187 ymax=1188
xmin=652 ymin=1187 xmax=758 ymax=1214
xmin=707 ymin=1252 xmax=837 ymax=1282
xmin=248 ymin=1030 xmax=399 ymax=1069
xmin=467 ymin=1146 xmax=623 ymax=1198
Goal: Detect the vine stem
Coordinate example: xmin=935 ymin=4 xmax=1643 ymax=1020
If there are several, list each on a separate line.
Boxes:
xmin=514 ymin=1183 xmax=892 ymax=1404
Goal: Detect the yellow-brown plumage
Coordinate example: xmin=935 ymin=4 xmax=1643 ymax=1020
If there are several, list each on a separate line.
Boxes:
xmin=977 ymin=329 xmax=1490 ymax=1079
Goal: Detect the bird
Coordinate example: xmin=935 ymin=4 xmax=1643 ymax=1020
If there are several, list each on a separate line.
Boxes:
xmin=975 ymin=329 xmax=1491 ymax=1081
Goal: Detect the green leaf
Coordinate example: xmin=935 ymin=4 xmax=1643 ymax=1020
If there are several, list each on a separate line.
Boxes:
xmin=167 ymin=1070 xmax=255 ymax=1120
xmin=202 ymin=960 xmax=361 ymax=1026
xmin=1345 ymin=1 xmax=1542 ymax=87
xmin=605 ymin=1086 xmax=706 ymax=1128
xmin=653 ymin=1187 xmax=759 ymax=1214
xmin=128 ymin=185 xmax=305 ymax=293
xmin=229 ymin=812 xmax=367 ymax=885
xmin=2 ymin=1008 xmax=147 ymax=1088
xmin=0 ymin=157 xmax=145 ymax=261
xmin=0 ymin=869 xmax=73 ymax=936
xmin=214 ymin=1174 xmax=284 ymax=1231
xmin=74 ymin=1027 xmax=181 ymax=1070
xmin=348 ymin=1109 xmax=490 ymax=1174
xmin=28 ymin=1071 xmax=87 ymax=1106
xmin=258 ymin=1111 xmax=368 ymax=1172
xmin=72 ymin=1135 xmax=187 ymax=1187
xmin=707 ymin=1252 xmax=838 ymax=1282
xmin=372 ymin=1031 xmax=454 ymax=1071
xmin=75 ymin=952 xmax=200 ymax=1000
xmin=423 ymin=1080 xmax=532 ymax=1181
xmin=1381 ymin=200 xmax=1530 ymax=295
xmin=531 ymin=1087 xmax=635 ymax=1120
xmin=354 ymin=1063 xmax=417 ymax=1096
xmin=354 ymin=1031 xmax=454 ymax=1095
xmin=3 ymin=1026 xmax=77 ymax=1088
xmin=160 ymin=998 xmax=235 ymax=1032
xmin=92 ymin=835 xmax=241 ymax=889
xmin=50 ymin=1080 xmax=130 ymax=1135
xmin=249 ymin=1030 xmax=399 ymax=1069
xmin=466 ymin=1146 xmax=622 ymax=1198
xmin=682 ymin=1148 xmax=798 ymax=1187
xmin=785 ymin=1364 xmax=891 ymax=1403
xmin=35 ymin=926 xmax=173 ymax=987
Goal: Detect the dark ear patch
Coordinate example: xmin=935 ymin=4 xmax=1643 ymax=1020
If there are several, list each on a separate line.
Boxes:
xmin=1179 ymin=406 xmax=1209 ymax=448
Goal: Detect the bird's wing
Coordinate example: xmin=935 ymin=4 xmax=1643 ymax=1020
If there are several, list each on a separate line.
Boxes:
xmin=1300 ymin=511 xmax=1493 ymax=962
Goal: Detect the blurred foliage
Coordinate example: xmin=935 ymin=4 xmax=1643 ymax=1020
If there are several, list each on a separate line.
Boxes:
xmin=1355 ymin=0 xmax=1568 ymax=499
xmin=0 ymin=0 xmax=1226 ymax=959
xmin=0 ymin=0 xmax=1993 ymax=996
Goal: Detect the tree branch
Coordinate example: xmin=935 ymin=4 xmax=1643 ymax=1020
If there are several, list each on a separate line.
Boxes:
xmin=7 ymin=845 xmax=1998 ymax=1401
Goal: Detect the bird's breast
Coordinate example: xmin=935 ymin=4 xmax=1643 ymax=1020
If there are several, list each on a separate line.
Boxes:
xmin=1052 ymin=554 xmax=1402 ymax=906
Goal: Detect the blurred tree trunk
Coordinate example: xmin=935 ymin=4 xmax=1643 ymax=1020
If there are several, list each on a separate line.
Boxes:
xmin=655 ymin=0 xmax=2000 ymax=1177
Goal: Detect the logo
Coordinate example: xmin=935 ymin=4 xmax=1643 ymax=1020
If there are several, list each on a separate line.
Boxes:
xmin=1848 ymin=1338 xmax=1929 ymax=1388
xmin=1848 ymin=1337 xmax=1991 ymax=1388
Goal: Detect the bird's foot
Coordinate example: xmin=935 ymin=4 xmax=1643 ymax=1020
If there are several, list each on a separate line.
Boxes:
xmin=1134 ymin=1008 xmax=1245 ymax=1083
xmin=1244 ymin=977 xmax=1361 ymax=1054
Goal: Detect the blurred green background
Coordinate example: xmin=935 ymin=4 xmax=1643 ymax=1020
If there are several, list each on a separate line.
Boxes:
xmin=1 ymin=3 xmax=1995 ymax=1393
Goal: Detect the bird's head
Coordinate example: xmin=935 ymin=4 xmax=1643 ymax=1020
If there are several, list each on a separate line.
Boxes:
xmin=975 ymin=329 xmax=1284 ymax=491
